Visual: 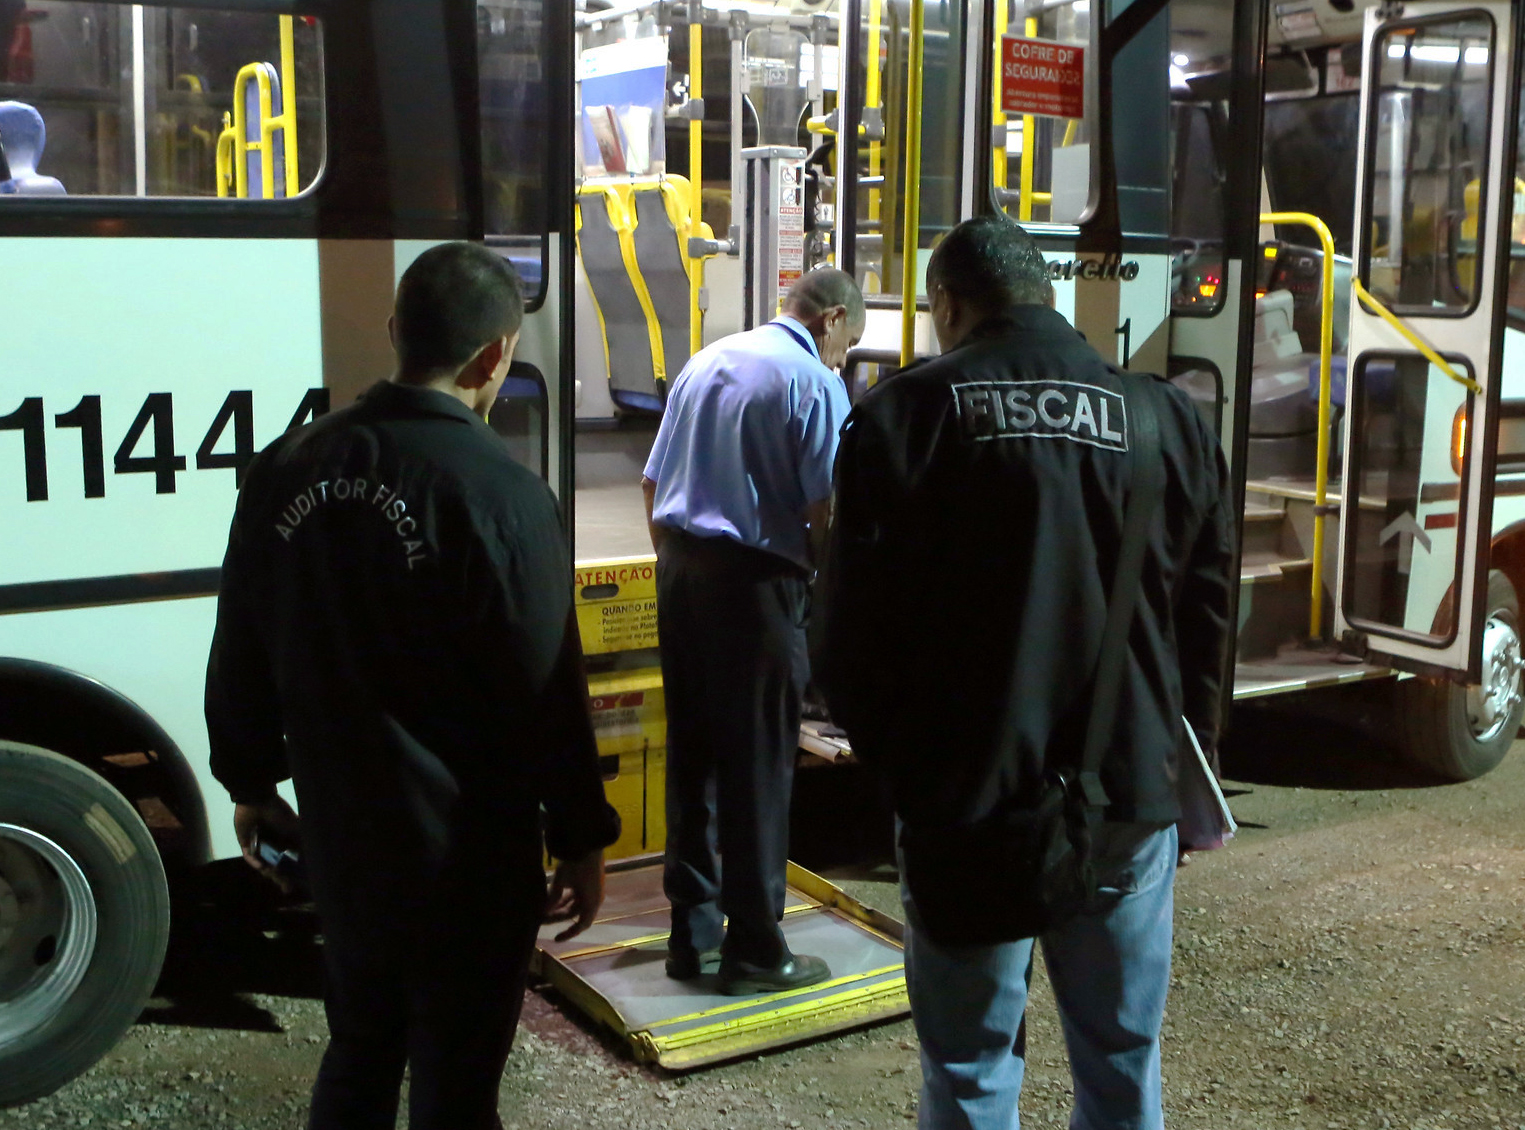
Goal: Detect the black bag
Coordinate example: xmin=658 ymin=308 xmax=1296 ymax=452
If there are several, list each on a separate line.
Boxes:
xmin=899 ymin=374 xmax=1165 ymax=946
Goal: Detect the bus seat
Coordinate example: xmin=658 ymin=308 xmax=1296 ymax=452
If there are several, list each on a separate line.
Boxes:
xmin=243 ymin=63 xmax=286 ymax=199
xmin=504 ymin=254 xmax=543 ymax=294
xmin=0 ymin=102 xmax=65 ymax=195
xmin=577 ymin=185 xmax=666 ymax=415
xmin=629 ymin=179 xmax=695 ymax=381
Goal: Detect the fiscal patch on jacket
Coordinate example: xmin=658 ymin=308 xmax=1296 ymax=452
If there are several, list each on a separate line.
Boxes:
xmin=952 ymin=380 xmax=1128 ymax=453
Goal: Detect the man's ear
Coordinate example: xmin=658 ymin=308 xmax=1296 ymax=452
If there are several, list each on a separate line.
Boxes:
xmin=457 ymin=338 xmax=507 ymax=391
xmin=933 ymin=285 xmax=959 ymax=327
xmin=387 ymin=315 xmax=398 ymax=350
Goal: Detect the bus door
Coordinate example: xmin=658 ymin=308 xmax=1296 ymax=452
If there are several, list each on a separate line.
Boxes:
xmin=1334 ymin=2 xmax=1520 ymax=680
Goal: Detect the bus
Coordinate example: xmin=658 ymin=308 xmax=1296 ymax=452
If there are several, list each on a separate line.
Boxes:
xmin=1 ymin=0 xmax=1521 ymax=1102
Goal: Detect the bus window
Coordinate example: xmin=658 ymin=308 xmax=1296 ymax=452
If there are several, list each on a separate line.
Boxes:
xmin=1169 ymin=103 xmax=1225 ymax=316
xmin=1264 ymin=94 xmax=1360 ymax=256
xmin=478 ymin=2 xmax=550 ymax=307
xmin=1507 ymin=104 xmax=1525 ymax=324
xmin=1362 ymin=14 xmax=1494 ymax=315
xmin=991 ymin=0 xmax=1091 ymax=229
xmin=0 ymin=3 xmax=323 ymax=199
xmin=844 ymin=0 xmax=967 ymax=301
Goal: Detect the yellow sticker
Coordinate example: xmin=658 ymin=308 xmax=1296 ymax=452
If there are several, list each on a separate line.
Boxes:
xmin=575 ymin=556 xmax=660 ymax=655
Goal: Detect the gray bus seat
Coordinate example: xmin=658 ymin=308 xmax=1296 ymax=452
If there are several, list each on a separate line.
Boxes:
xmin=629 ymin=183 xmax=693 ymax=384
xmin=0 ymin=102 xmax=65 ymax=194
xmin=578 ymin=186 xmax=665 ymax=415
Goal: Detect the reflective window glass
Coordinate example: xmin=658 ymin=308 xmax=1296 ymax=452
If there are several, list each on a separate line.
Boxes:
xmin=991 ymin=0 xmax=1091 ymax=228
xmin=479 ymin=1 xmax=550 ymax=306
xmin=1343 ymin=352 xmax=1472 ymax=644
xmin=1363 ymin=15 xmax=1494 ymax=314
xmin=1170 ymin=103 xmax=1225 ymax=316
xmin=844 ymin=0 xmax=965 ymax=301
xmin=0 ymin=2 xmax=323 ymax=199
xmin=1505 ymin=101 xmax=1525 ymax=322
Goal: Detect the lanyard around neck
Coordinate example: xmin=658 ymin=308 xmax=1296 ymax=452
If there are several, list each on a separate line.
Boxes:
xmin=771 ymin=320 xmax=818 ymax=361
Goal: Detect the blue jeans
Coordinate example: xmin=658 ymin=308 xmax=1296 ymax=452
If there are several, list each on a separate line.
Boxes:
xmin=902 ymin=824 xmax=1177 ymax=1130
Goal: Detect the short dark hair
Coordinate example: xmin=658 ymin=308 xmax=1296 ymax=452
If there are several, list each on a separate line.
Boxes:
xmin=393 ymin=242 xmax=525 ymax=374
xmin=926 ymin=215 xmax=1053 ymax=313
xmin=784 ymin=267 xmax=866 ymax=327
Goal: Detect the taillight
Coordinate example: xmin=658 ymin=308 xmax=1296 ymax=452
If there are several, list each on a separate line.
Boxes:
xmin=1452 ymin=404 xmax=1469 ymax=476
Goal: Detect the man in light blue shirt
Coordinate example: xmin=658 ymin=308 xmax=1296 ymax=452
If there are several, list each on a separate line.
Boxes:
xmin=642 ymin=269 xmax=861 ymax=994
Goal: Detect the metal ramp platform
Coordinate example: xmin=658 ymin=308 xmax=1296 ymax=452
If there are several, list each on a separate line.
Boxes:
xmin=532 ymin=859 xmax=908 ymax=1070
xmin=1233 ymin=643 xmax=1396 ymax=700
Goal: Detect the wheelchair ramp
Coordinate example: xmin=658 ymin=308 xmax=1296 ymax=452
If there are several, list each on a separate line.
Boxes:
xmin=533 ymin=860 xmax=908 ymax=1070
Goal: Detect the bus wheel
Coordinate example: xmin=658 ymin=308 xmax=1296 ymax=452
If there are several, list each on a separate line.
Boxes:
xmin=1398 ymin=570 xmax=1525 ymax=782
xmin=0 ymin=742 xmax=169 ymax=1107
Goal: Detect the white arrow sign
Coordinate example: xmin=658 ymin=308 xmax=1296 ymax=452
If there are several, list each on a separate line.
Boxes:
xmin=1380 ymin=511 xmax=1433 ymax=574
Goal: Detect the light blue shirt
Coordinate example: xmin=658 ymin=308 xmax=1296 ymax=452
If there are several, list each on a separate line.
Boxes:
xmin=644 ymin=316 xmax=852 ymax=572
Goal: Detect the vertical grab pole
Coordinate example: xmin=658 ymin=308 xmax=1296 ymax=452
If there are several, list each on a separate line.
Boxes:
xmin=1019 ymin=15 xmax=1037 ymax=221
xmin=279 ymin=14 xmax=299 ymax=197
xmin=867 ymin=0 xmax=884 ymax=236
xmin=1260 ymin=212 xmax=1336 ymax=640
xmin=899 ymin=0 xmax=925 ymax=367
xmin=689 ymin=9 xmax=705 ymax=357
xmin=728 ymin=12 xmax=746 ymax=244
xmin=992 ymin=1 xmax=1008 ymax=196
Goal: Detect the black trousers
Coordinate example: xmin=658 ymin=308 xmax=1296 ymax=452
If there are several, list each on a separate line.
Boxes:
xmin=656 ymin=529 xmax=809 ymax=968
xmin=305 ymin=862 xmax=545 ymax=1130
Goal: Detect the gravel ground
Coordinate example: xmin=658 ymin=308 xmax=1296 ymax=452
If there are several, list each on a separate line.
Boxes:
xmin=6 ymin=687 xmax=1525 ymax=1129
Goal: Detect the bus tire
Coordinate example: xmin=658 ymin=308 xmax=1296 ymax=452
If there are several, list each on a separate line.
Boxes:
xmin=0 ymin=742 xmax=170 ymax=1107
xmin=1397 ymin=570 xmax=1525 ymax=782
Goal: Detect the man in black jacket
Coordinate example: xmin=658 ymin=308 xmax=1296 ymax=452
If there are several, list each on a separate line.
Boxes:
xmin=817 ymin=217 xmax=1234 ymax=1130
xmin=206 ymin=242 xmax=619 ymax=1130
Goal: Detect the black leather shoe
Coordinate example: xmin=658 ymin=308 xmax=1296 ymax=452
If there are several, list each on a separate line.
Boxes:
xmin=665 ymin=947 xmax=722 ymax=981
xmin=717 ymin=953 xmax=831 ymax=996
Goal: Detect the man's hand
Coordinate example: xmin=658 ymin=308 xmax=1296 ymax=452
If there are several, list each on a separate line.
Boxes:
xmin=233 ymin=795 xmax=301 ymax=893
xmin=545 ymin=848 xmax=606 ymax=942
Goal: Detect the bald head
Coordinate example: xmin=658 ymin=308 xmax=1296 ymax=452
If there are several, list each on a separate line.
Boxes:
xmin=782 ymin=268 xmax=865 ymax=370
xmin=784 ymin=268 xmax=866 ymax=326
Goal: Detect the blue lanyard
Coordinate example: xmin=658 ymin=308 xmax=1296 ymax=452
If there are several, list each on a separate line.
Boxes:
xmin=771 ymin=320 xmax=817 ymax=361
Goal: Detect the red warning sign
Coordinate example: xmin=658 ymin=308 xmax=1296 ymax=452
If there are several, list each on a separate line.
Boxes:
xmin=1001 ymin=36 xmax=1085 ymax=120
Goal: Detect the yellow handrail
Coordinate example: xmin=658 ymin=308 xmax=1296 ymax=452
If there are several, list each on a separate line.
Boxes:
xmin=230 ymin=63 xmax=268 ymax=198
xmin=1260 ymin=212 xmax=1336 ymax=639
xmin=215 ymin=111 xmax=236 ymax=197
xmin=228 ymin=16 xmax=299 ymax=200
xmin=992 ymin=0 xmax=1008 ymax=194
xmin=277 ymin=15 xmax=299 ymax=197
xmin=1351 ymin=279 xmax=1480 ymax=394
xmin=1018 ymin=15 xmax=1037 ymax=222
xmin=689 ymin=16 xmax=704 ymax=358
xmin=900 ymin=0 xmax=925 ymax=367
xmin=867 ymin=0 xmax=884 ymax=233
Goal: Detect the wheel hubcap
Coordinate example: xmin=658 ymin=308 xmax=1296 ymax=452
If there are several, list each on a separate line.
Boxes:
xmin=0 ymin=824 xmax=98 ymax=1050
xmin=1467 ymin=615 xmax=1525 ymax=743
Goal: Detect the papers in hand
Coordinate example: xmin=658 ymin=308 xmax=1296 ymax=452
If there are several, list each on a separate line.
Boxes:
xmin=1178 ymin=718 xmax=1237 ymax=851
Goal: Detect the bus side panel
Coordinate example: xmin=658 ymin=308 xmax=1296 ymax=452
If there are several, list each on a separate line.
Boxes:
xmin=0 ymin=238 xmax=324 ymax=583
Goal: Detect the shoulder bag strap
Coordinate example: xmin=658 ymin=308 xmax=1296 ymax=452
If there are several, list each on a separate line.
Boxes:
xmin=1075 ymin=375 xmax=1166 ymax=810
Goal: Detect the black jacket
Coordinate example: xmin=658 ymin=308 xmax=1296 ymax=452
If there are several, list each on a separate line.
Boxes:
xmin=206 ymin=381 xmax=619 ymax=916
xmin=815 ymin=304 xmax=1234 ymax=829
